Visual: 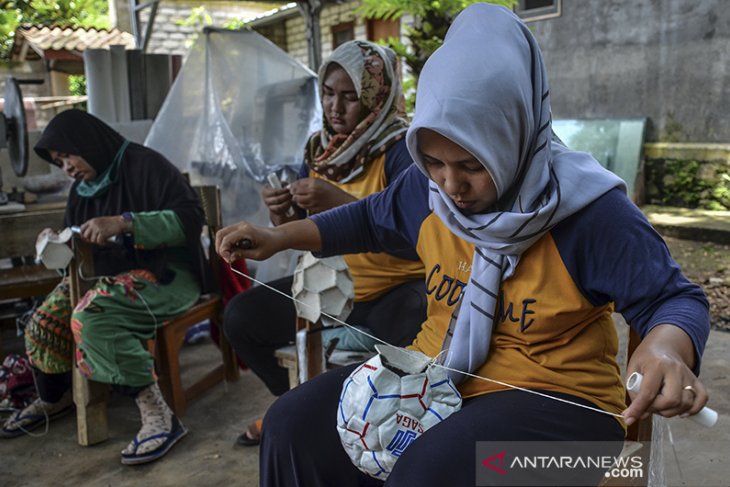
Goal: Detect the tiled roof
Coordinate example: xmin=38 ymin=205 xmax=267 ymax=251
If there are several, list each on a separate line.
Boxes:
xmin=13 ymin=25 xmax=136 ymax=60
xmin=247 ymin=2 xmax=298 ymax=25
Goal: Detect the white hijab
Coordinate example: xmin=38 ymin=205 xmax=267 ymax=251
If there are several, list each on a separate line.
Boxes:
xmin=406 ymin=4 xmax=625 ymax=383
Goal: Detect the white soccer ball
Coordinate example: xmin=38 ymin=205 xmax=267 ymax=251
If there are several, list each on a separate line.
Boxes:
xmin=291 ymin=252 xmax=354 ymax=323
xmin=336 ymin=344 xmax=462 ymax=480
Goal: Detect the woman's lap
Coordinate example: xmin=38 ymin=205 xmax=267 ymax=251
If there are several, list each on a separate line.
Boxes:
xmin=26 ymin=270 xmax=198 ymax=386
xmin=261 ymin=365 xmax=624 ymax=487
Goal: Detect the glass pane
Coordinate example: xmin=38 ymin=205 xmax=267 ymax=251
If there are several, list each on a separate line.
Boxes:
xmin=552 ymin=118 xmax=647 ymax=201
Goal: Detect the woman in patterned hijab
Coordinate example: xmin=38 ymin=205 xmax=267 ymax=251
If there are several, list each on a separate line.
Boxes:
xmin=220 ymin=39 xmax=426 ymax=448
xmin=304 ymin=40 xmax=408 ymax=183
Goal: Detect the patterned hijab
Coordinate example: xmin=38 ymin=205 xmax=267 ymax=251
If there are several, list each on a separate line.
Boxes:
xmin=304 ymin=40 xmax=408 ymax=183
xmin=407 ymin=4 xmax=625 ymax=383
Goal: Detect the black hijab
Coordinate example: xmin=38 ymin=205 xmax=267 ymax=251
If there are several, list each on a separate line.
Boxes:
xmin=35 ymin=109 xmax=210 ymax=290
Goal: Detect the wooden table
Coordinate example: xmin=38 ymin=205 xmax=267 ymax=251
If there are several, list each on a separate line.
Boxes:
xmin=0 ymin=200 xmax=66 ymax=353
xmin=0 ymin=200 xmax=66 ymax=300
xmin=1 ymin=199 xmax=67 ymax=261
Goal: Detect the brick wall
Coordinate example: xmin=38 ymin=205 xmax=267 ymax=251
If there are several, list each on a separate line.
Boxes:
xmin=140 ymin=1 xmax=275 ymax=55
xmin=281 ymin=1 xmax=408 ymax=69
xmin=137 ymin=1 xmax=410 ymax=71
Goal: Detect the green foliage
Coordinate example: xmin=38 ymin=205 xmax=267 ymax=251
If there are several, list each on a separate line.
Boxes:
xmin=360 ymin=0 xmax=516 ymax=111
xmin=177 ymin=6 xmax=251 ymax=49
xmin=68 ymin=74 xmax=86 ymax=96
xmin=177 ymin=6 xmax=214 ymax=49
xmin=223 ymin=17 xmax=249 ymax=31
xmin=645 ymin=158 xmax=730 ymax=210
xmin=0 ymin=0 xmax=110 ymax=59
xmin=360 ymin=0 xmax=515 ymax=22
xmin=68 ymin=74 xmax=88 ymax=110
xmin=177 ymin=6 xmax=214 ymax=30
xmin=0 ymin=9 xmax=22 ymax=58
xmin=360 ymin=0 xmax=516 ymax=76
xmin=661 ymin=112 xmax=685 ymax=143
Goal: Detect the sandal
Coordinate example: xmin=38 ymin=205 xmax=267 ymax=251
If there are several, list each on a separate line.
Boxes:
xmin=236 ymin=418 xmax=262 ymax=447
xmin=121 ymin=414 xmax=188 ymax=465
xmin=0 ymin=391 xmax=73 ymax=438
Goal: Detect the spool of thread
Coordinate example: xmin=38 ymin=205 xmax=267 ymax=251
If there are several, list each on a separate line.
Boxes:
xmin=235 ymin=239 xmax=253 ymax=250
xmin=70 ymin=226 xmax=122 ymax=244
xmin=626 ymin=372 xmax=718 ymax=428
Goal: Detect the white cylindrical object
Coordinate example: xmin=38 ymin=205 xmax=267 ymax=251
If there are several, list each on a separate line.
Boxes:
xmin=110 ymin=45 xmax=131 ymax=123
xmin=626 ymin=372 xmax=718 ymax=428
xmin=267 ymin=173 xmax=295 ymax=217
xmin=84 ymin=49 xmax=117 ymax=123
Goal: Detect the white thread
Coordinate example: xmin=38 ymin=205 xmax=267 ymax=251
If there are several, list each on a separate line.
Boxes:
xmin=77 ymin=248 xmax=160 ymax=337
xmin=78 ymin=252 xmax=231 ymax=395
xmin=228 ymin=263 xmax=623 ymax=419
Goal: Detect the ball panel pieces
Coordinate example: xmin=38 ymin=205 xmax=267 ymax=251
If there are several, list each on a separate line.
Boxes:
xmin=303 ymin=263 xmax=337 ymax=293
xmin=295 ymin=290 xmax=321 ymax=323
xmin=336 ymin=272 xmax=354 ymax=300
xmin=337 ymin=347 xmax=462 ymax=480
xmin=376 ymin=344 xmax=431 ymax=374
xmin=291 ymin=270 xmax=304 ymax=297
xmin=324 ymin=256 xmax=349 ymax=272
xmin=299 ymin=251 xmax=319 ymax=269
xmin=398 ymin=374 xmax=431 ymax=418
xmin=319 ymin=287 xmax=352 ymax=322
xmin=291 ymin=252 xmax=354 ymax=323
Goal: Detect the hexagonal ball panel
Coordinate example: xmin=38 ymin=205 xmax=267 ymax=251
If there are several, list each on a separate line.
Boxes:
xmin=292 ymin=253 xmax=354 ymax=322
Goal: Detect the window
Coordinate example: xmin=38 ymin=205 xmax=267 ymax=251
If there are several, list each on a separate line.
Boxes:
xmin=515 ymin=0 xmax=562 ymax=22
xmin=331 ymin=22 xmax=355 ymax=49
xmin=367 ymin=18 xmax=400 ymax=43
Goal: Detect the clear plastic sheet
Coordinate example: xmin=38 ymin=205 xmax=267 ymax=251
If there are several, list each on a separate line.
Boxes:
xmin=145 ymin=27 xmax=320 ymax=227
xmin=145 ymin=27 xmax=321 ymax=280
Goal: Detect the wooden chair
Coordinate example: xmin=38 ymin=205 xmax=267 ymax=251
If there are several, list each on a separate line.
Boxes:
xmin=155 ymin=184 xmax=239 ymax=416
xmin=69 ymin=237 xmax=109 ymax=446
xmin=600 ymin=321 xmax=653 ymax=487
xmin=69 ymin=184 xmax=239 ymax=446
xmin=275 ymin=317 xmax=372 ymax=390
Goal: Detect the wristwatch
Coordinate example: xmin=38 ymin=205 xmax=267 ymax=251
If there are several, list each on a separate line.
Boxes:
xmin=121 ymin=211 xmax=134 ymax=233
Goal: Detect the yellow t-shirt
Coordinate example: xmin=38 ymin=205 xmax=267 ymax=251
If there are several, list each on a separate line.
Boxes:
xmin=414 ymin=213 xmax=625 ymax=418
xmin=307 ymin=151 xmax=424 ymax=302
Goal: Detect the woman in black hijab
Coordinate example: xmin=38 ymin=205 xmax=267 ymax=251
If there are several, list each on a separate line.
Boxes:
xmin=1 ymin=110 xmax=206 ymax=465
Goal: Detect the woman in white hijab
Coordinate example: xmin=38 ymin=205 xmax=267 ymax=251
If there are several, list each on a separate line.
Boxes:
xmin=217 ymin=4 xmax=710 ymax=486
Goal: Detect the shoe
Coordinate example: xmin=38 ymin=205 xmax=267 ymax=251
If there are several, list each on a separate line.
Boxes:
xmin=0 ymin=390 xmax=73 ymax=438
xmin=121 ymin=414 xmax=188 ymax=465
xmin=184 ymin=321 xmax=210 ymax=345
xmin=236 ymin=418 xmax=262 ymax=447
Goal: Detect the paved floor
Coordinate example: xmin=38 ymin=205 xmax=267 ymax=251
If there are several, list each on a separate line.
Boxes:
xmin=1 ymin=341 xmax=272 ymax=487
xmin=2 ymin=324 xmax=729 ymax=487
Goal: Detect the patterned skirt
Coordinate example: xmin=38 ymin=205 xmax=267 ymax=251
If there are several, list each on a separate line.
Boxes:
xmin=25 ymin=268 xmax=199 ymax=387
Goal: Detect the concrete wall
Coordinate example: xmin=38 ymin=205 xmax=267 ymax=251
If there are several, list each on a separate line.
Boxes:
xmin=531 ymin=0 xmax=730 ymax=143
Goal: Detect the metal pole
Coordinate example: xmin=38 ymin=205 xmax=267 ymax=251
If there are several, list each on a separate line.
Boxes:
xmin=297 ymin=0 xmax=323 ymax=71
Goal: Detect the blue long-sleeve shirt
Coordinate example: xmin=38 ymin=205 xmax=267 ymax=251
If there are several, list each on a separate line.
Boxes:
xmin=312 ymin=165 xmax=709 ymax=413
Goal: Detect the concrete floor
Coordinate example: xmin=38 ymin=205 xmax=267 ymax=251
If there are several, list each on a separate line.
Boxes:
xmin=2 ymin=327 xmax=729 ymax=487
xmin=1 ymin=341 xmax=274 ymax=487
